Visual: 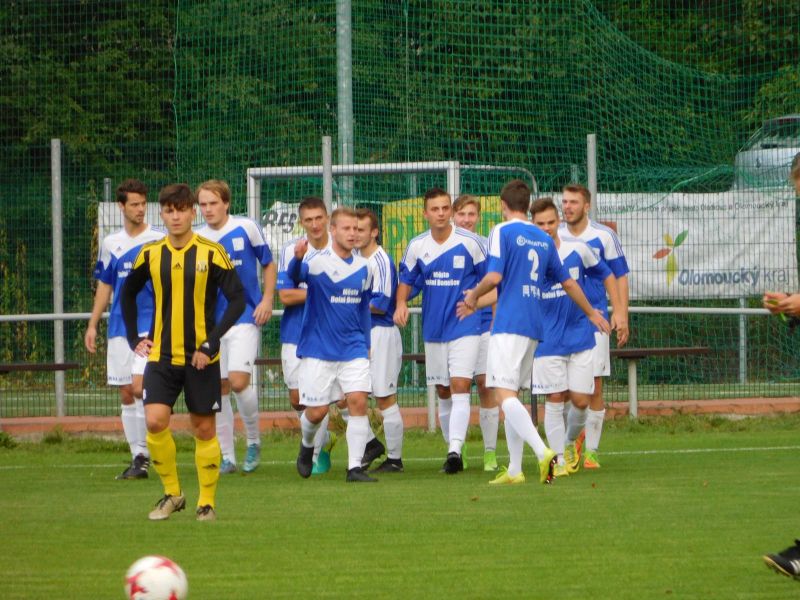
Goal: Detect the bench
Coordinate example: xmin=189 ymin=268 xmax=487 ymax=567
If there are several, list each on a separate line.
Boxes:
xmin=0 ymin=362 xmax=80 ymax=375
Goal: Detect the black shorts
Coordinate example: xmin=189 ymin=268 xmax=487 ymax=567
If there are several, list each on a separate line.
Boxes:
xmin=143 ymin=361 xmax=221 ymax=415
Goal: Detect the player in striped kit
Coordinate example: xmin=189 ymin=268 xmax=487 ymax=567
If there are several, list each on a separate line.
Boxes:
xmin=196 ymin=180 xmax=276 ymax=474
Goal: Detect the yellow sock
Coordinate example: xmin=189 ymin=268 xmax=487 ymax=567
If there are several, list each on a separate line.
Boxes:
xmin=146 ymin=428 xmax=180 ymax=497
xmin=195 ymin=436 xmax=221 ymax=509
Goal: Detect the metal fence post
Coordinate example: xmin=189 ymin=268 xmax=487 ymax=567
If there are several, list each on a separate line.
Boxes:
xmin=51 ymin=139 xmax=65 ymax=417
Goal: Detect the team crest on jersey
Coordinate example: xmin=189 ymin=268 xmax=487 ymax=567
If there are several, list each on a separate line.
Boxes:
xmin=453 ymin=255 xmax=465 ymax=269
xmin=569 ymin=267 xmax=580 ymax=280
xmin=232 ymin=237 xmax=245 ymax=251
xmin=196 ymin=261 xmax=208 ymax=272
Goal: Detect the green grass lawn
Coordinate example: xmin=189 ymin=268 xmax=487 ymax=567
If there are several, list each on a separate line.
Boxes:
xmin=1 ymin=416 xmax=799 ymax=599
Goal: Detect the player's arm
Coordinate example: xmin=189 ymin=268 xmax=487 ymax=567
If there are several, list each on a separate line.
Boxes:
xmin=279 ymin=288 xmax=306 ymax=306
xmin=84 ymin=281 xmax=112 ymax=353
xmin=603 ymin=273 xmax=628 ymax=346
xmin=253 ymin=261 xmax=277 ymax=326
xmin=197 ymin=263 xmax=246 ymax=368
xmin=394 ymin=282 xmax=412 ymax=327
xmin=121 ymin=254 xmax=151 ymax=353
xmin=561 ymin=277 xmax=610 ymax=334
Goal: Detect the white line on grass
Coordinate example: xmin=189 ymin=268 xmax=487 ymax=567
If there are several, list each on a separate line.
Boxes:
xmin=1 ymin=444 xmax=799 ymax=471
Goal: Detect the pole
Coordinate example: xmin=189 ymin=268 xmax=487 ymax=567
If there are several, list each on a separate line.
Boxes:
xmin=336 ymin=0 xmax=354 ymax=204
xmin=51 ymin=139 xmax=65 ymax=418
xmin=587 ymin=133 xmax=598 ymax=220
xmin=322 ymin=136 xmax=333 ymax=213
xmin=738 ymin=297 xmax=747 ymax=383
xmin=103 ymin=177 xmax=112 ymax=202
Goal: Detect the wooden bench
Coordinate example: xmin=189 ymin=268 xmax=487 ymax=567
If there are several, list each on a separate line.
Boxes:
xmin=0 ymin=362 xmax=80 ymax=375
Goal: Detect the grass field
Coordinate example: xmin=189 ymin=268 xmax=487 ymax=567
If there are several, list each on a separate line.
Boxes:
xmin=1 ymin=415 xmax=799 ymax=599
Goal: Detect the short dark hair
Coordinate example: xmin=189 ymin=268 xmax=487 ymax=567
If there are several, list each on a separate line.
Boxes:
xmin=355 ymin=207 xmax=379 ymax=232
xmin=530 ymin=197 xmax=558 ymax=219
xmin=158 ymin=183 xmax=195 ymax=209
xmin=453 ymin=194 xmax=480 ymax=214
xmin=423 ymin=187 xmax=450 ymax=208
xmin=500 ymin=179 xmax=531 ymax=213
xmin=298 ymin=196 xmax=327 ymax=216
xmin=116 ymin=179 xmax=148 ymax=204
xmin=563 ymin=183 xmax=591 ymax=203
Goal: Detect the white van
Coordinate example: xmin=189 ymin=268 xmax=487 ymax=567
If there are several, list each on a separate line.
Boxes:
xmin=734 ymin=115 xmax=800 ymax=189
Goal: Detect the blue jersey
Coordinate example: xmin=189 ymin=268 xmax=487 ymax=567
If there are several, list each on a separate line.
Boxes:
xmin=559 ymin=220 xmax=628 ymax=318
xmin=359 ymin=245 xmax=397 ymax=329
xmin=276 ymin=236 xmax=332 ymax=344
xmin=196 ymin=216 xmax=273 ymax=326
xmin=288 ymin=247 xmax=372 ymax=361
xmin=93 ymin=225 xmax=164 ymax=338
xmin=487 ymin=219 xmax=569 ymax=340
xmin=399 ymin=226 xmax=486 ymax=343
xmin=477 ymin=235 xmax=493 ymax=334
xmin=536 ymin=239 xmax=612 ymax=357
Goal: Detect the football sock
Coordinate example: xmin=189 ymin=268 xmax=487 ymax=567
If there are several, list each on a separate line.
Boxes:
xmin=380 ymin=403 xmax=404 ymax=459
xmin=448 ymin=393 xmax=470 ymax=455
xmin=121 ymin=403 xmax=138 ymax=458
xmin=217 ymin=393 xmax=236 ymax=463
xmin=566 ymin=405 xmax=587 ymax=444
xmin=300 ymin=411 xmax=321 ymax=449
xmin=586 ymin=408 xmax=606 ymax=452
xmin=501 ymin=396 xmax=547 ymax=460
xmin=479 ymin=406 xmax=499 ymax=452
xmin=312 ymin=413 xmax=330 ymax=461
xmin=346 ymin=415 xmax=370 ymax=470
xmin=147 ymin=428 xmax=180 ymax=497
xmin=195 ymin=436 xmax=221 ymax=509
xmin=339 ymin=408 xmax=350 ymax=423
xmin=235 ymin=386 xmax=260 ymax=447
xmin=544 ymin=402 xmax=566 ymax=463
xmin=133 ymin=398 xmax=148 ymax=457
xmin=505 ymin=419 xmax=524 ymax=477
xmin=437 ymin=396 xmax=452 ymax=444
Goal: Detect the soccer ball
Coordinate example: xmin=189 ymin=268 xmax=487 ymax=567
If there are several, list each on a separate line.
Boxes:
xmin=125 ymin=555 xmax=188 ymax=600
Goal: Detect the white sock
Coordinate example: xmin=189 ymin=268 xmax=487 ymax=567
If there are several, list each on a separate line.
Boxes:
xmin=544 ymin=402 xmax=566 ymax=463
xmin=381 ymin=403 xmax=404 ymax=459
xmin=312 ymin=413 xmax=330 ymax=461
xmin=501 ymin=396 xmax=547 ymax=460
xmin=566 ymin=405 xmax=587 ymax=443
xmin=505 ymin=419 xmax=524 ymax=477
xmin=295 ymin=408 xmax=303 ymax=421
xmin=235 ymin=386 xmax=260 ymax=447
xmin=479 ymin=406 xmax=499 ymax=452
xmin=300 ymin=411 xmax=320 ymax=448
xmin=448 ymin=393 xmax=470 ymax=454
xmin=216 ymin=393 xmax=236 ymax=463
xmin=120 ymin=404 xmax=138 ymax=458
xmin=586 ymin=408 xmax=606 ymax=452
xmin=346 ymin=415 xmax=370 ymax=470
xmin=438 ymin=397 xmax=452 ymax=444
xmin=340 ymin=407 xmax=350 ymax=423
xmin=134 ymin=398 xmax=148 ymax=457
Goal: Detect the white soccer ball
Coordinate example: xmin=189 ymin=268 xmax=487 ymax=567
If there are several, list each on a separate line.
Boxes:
xmin=125 ymin=555 xmax=188 ymax=600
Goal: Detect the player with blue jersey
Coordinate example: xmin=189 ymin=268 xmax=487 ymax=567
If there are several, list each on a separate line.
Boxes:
xmin=460 ymin=179 xmax=610 ymax=485
xmin=560 ymin=184 xmax=630 ymax=469
xmin=277 ymin=197 xmax=341 ymax=474
xmin=530 ymin=198 xmax=623 ymax=477
xmin=394 ymin=187 xmax=487 ymax=474
xmin=196 ymin=180 xmax=276 ymax=474
xmin=452 ymin=194 xmax=499 ymax=472
xmin=85 ymin=179 xmax=164 ymax=480
xmin=355 ymin=208 xmax=404 ymax=472
xmin=288 ymin=207 xmax=377 ymax=483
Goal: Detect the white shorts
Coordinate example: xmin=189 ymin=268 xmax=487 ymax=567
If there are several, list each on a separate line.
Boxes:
xmin=219 ymin=323 xmax=260 ymax=378
xmin=592 ymin=332 xmax=611 ymax=377
xmin=485 ymin=333 xmax=536 ymax=391
xmin=370 ymin=326 xmax=402 ymax=398
xmin=281 ymin=343 xmax=301 ymax=390
xmin=107 ymin=335 xmax=147 ymax=385
xmin=531 ymin=350 xmax=595 ymax=395
xmin=474 ymin=331 xmax=490 ymax=377
xmin=299 ymin=357 xmax=371 ymax=407
xmin=424 ymin=336 xmax=480 ymax=386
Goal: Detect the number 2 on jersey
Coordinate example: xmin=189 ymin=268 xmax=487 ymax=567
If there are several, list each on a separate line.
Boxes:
xmin=527 ymin=248 xmax=540 ymax=282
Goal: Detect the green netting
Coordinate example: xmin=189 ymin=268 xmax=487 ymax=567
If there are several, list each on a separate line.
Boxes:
xmin=1 ymin=1 xmax=799 ymax=417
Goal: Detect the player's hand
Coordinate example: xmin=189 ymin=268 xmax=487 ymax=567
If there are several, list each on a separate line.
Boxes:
xmin=590 ymin=310 xmax=611 ymax=335
xmin=776 ymin=293 xmax=800 ymax=317
xmin=611 ymin=312 xmax=629 ymax=347
xmin=763 ymin=291 xmax=789 ymax=314
xmin=253 ymin=300 xmax=273 ymax=326
xmin=134 ymin=338 xmax=153 ymax=358
xmin=294 ymin=239 xmax=309 ymax=260
xmin=394 ymin=303 xmax=409 ymax=327
xmin=84 ymin=326 xmax=97 ymax=353
xmin=191 ymin=350 xmax=210 ymax=370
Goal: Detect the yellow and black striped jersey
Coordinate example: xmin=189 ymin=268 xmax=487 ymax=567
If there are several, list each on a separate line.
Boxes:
xmin=121 ymin=233 xmax=245 ymax=366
